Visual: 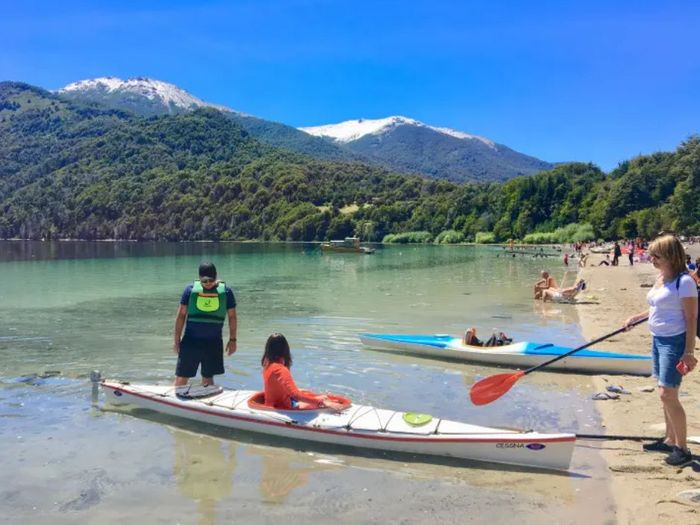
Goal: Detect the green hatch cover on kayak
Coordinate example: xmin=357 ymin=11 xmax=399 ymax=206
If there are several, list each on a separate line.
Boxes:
xmin=403 ymin=412 xmax=433 ymax=426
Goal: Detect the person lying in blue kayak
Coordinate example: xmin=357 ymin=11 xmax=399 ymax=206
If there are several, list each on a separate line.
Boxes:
xmin=462 ymin=328 xmax=513 ymax=347
xmin=261 ymin=333 xmax=346 ymax=411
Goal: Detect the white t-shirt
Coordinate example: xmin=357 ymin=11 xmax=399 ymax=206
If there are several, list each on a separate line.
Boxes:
xmin=647 ymin=274 xmax=697 ymax=337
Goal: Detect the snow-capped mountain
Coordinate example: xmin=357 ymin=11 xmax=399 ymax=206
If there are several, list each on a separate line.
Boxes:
xmin=57 ymin=77 xmax=357 ymax=162
xmin=56 ymin=78 xmax=551 ymax=183
xmin=58 ymin=77 xmax=232 ymax=116
xmin=300 ymin=116 xmax=551 ymax=183
xmin=301 ymin=116 xmax=496 ymax=148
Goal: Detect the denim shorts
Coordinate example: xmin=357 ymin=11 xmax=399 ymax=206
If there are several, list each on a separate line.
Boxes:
xmin=652 ymin=333 xmax=687 ymax=388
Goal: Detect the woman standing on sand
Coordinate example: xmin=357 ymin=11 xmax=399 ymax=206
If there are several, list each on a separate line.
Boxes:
xmin=624 ymin=235 xmax=698 ymax=466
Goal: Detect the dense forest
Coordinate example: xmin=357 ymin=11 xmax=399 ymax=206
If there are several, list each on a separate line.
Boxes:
xmin=1 ymin=81 xmax=698 ymax=242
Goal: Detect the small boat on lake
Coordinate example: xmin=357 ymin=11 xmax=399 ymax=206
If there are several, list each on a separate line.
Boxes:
xmin=101 ymin=380 xmax=574 ymax=471
xmin=360 ymin=333 xmax=651 ymax=375
xmin=321 ymin=237 xmax=375 ymax=254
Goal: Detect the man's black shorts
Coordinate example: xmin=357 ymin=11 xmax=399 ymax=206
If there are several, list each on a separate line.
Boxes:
xmin=176 ymin=335 xmax=224 ymax=378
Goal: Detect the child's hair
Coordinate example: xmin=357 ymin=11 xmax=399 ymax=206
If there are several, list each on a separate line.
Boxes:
xmin=648 ymin=235 xmax=687 ymax=276
xmin=262 ymin=332 xmax=292 ymax=368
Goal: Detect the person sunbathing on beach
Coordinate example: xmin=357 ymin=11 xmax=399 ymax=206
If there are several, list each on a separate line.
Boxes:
xmin=541 ymin=279 xmax=587 ymax=303
xmin=462 ymin=327 xmax=513 ymax=347
xmin=533 ymin=271 xmax=558 ymax=299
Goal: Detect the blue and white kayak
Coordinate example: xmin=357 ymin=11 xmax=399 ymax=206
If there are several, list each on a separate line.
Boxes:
xmin=359 ymin=334 xmax=651 ymax=375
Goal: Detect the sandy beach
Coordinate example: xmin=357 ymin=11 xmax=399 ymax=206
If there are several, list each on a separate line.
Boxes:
xmin=574 ymin=245 xmax=700 ymax=524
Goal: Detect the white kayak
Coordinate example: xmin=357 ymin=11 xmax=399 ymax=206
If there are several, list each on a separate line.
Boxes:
xmin=101 ymin=380 xmax=575 ymax=471
xmin=360 ymin=334 xmax=651 ymax=375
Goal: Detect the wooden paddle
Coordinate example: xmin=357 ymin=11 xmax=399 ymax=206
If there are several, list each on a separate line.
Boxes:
xmin=469 ymin=317 xmax=649 ymax=406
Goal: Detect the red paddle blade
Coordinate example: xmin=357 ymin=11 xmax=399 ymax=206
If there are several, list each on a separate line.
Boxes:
xmin=469 ymin=371 xmax=526 ymax=406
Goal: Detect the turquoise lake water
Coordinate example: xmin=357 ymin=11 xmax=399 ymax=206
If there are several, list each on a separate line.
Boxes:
xmin=0 ymin=241 xmax=613 ymax=524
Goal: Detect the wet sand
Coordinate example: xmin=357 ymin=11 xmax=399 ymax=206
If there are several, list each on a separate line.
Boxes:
xmin=575 ymin=246 xmax=700 ymax=524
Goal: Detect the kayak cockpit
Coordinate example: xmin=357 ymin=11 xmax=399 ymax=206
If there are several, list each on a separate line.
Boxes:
xmin=246 ymin=391 xmax=352 ymax=412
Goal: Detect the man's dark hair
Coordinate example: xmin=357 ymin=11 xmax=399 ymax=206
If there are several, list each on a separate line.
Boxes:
xmin=198 ymin=262 xmax=217 ymax=279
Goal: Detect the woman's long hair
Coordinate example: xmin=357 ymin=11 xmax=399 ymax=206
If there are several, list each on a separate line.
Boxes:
xmin=649 ymin=235 xmax=688 ymax=277
xmin=261 ymin=332 xmax=292 ymax=368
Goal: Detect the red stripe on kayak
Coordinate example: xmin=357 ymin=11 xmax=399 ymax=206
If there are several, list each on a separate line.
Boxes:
xmin=104 ymin=384 xmax=575 ymax=445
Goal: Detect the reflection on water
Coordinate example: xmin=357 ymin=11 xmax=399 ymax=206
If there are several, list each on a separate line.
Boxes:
xmin=171 ymin=429 xmax=236 ymax=525
xmin=532 ymin=300 xmax=580 ymax=326
xmin=0 ymin=375 xmax=613 ymax=525
xmin=247 ymin=446 xmax=339 ymax=504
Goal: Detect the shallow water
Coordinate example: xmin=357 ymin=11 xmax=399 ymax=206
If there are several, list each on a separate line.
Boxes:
xmin=0 ymin=241 xmax=612 ymax=524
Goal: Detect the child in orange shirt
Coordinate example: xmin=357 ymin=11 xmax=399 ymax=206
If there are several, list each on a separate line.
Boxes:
xmin=261 ymin=333 xmax=345 ymax=411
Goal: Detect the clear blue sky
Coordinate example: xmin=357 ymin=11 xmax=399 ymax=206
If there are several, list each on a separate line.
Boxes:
xmin=2 ymin=0 xmax=698 ymax=170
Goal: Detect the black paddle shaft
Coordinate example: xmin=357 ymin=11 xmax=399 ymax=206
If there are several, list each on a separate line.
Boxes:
xmin=523 ymin=317 xmax=648 ymax=377
xmin=576 ymin=434 xmax=661 ymax=442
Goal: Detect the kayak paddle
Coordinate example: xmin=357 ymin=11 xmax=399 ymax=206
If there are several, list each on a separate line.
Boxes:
xmin=577 ymin=434 xmax=700 ymax=443
xmin=469 ymin=317 xmax=649 ymax=406
xmin=576 ymin=434 xmax=700 ymax=445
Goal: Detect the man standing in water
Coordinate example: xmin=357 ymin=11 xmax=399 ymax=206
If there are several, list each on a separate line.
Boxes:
xmin=173 ymin=262 xmax=237 ymax=387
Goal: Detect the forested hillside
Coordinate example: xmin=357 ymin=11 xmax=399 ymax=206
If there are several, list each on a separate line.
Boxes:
xmin=1 ymin=82 xmax=698 ymax=242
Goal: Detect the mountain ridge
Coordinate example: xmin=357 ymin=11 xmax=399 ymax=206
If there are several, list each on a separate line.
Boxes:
xmin=56 ymin=76 xmax=552 ymax=182
xmin=58 ymin=76 xmax=233 ymax=115
xmin=300 ymin=115 xmax=496 ymax=148
xmin=57 ymin=76 xmax=361 ymax=164
xmin=301 ymin=115 xmax=552 ymax=183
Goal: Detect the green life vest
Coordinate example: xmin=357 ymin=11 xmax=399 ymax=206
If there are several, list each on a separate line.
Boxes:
xmin=187 ymin=281 xmax=227 ymax=324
